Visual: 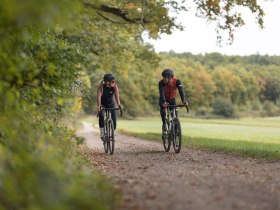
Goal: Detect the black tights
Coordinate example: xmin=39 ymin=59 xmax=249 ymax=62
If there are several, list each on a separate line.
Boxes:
xmin=159 ymin=99 xmax=177 ymax=125
xmin=99 ymin=109 xmax=117 ymax=129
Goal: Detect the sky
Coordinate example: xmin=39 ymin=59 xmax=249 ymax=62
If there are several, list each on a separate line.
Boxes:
xmin=144 ymin=1 xmax=280 ymax=56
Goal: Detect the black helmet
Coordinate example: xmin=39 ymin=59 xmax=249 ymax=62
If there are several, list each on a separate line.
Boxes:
xmin=161 ymin=69 xmax=174 ymax=78
xmin=103 ymin=73 xmax=115 ymax=81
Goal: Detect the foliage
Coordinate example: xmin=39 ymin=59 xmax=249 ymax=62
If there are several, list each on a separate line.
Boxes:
xmin=264 ymin=78 xmax=280 ymax=104
xmin=0 ymin=0 xmax=119 ymax=209
xmin=82 ymin=0 xmax=266 ymax=43
xmin=0 ymin=112 xmax=119 ymax=210
xmin=212 ymin=97 xmax=235 ymax=117
xmin=262 ymin=100 xmax=280 ymax=116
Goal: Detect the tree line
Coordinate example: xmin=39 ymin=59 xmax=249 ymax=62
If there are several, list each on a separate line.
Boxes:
xmin=85 ymin=51 xmax=280 ymax=117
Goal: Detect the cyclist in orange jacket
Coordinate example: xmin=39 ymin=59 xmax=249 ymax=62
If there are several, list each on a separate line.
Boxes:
xmin=159 ymin=69 xmax=188 ymax=132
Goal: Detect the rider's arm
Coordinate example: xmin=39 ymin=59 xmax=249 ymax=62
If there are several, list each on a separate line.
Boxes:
xmin=97 ymin=84 xmax=102 ymax=108
xmin=159 ymin=80 xmax=166 ymax=104
xmin=176 ymin=79 xmax=185 ymax=103
xmin=114 ymin=84 xmax=121 ymax=106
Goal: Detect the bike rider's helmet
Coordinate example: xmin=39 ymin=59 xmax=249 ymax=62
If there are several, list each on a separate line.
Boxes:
xmin=161 ymin=69 xmax=174 ymax=78
xmin=103 ymin=73 xmax=116 ymax=82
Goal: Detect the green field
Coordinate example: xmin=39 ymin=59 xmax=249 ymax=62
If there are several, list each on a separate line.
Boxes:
xmin=117 ymin=116 xmax=280 ymax=159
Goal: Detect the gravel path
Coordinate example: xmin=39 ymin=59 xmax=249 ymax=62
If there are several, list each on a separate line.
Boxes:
xmin=77 ymin=122 xmax=280 ymax=210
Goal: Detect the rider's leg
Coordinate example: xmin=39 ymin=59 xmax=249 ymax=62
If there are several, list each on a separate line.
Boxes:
xmin=160 ymin=105 xmax=167 ymax=132
xmin=111 ymin=109 xmax=117 ymax=130
xmin=169 ymin=98 xmax=177 ymax=118
xmin=98 ymin=110 xmax=105 ymax=139
xmin=111 ymin=109 xmax=117 ymax=140
xmin=169 ymin=99 xmax=178 ymax=132
xmin=160 ymin=106 xmax=166 ymax=122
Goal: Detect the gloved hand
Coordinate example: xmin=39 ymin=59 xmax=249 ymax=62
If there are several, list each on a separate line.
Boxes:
xmin=183 ymin=100 xmax=189 ymax=113
xmin=97 ymin=105 xmax=101 ymax=112
xmin=97 ymin=105 xmax=102 ymax=118
xmin=119 ymin=104 xmax=123 ymax=116
xmin=162 ymin=102 xmax=169 ymax=108
xmin=182 ymin=100 xmax=189 ymax=106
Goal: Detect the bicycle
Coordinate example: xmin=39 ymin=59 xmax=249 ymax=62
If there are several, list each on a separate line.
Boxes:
xmin=99 ymin=107 xmax=123 ymax=155
xmin=162 ymin=104 xmax=189 ymax=153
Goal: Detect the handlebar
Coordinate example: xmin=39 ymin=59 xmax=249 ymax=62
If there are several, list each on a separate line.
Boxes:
xmin=98 ymin=107 xmax=123 ymax=117
xmin=166 ymin=104 xmax=189 ymax=113
xmin=100 ymin=107 xmax=120 ymax=111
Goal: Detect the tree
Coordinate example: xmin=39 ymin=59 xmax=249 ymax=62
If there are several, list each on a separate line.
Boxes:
xmin=212 ymin=97 xmax=235 ymax=118
xmin=188 ymin=70 xmax=216 ymax=107
xmin=222 ymin=64 xmax=260 ymax=103
xmin=212 ymin=67 xmax=245 ymax=104
xmin=0 ymin=1 xmax=122 ymax=209
xmin=264 ymin=78 xmax=280 ymax=104
xmin=81 ymin=0 xmax=266 ymax=43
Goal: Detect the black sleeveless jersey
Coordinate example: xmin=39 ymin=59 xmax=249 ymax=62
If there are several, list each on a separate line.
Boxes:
xmin=101 ymin=84 xmax=115 ymax=107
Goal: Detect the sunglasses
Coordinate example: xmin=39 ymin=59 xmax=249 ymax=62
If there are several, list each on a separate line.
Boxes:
xmin=163 ymin=77 xmax=171 ymax=80
xmin=106 ymin=80 xmax=115 ymax=84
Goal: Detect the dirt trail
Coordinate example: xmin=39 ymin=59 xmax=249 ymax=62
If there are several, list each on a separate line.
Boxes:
xmin=77 ymin=122 xmax=280 ymax=210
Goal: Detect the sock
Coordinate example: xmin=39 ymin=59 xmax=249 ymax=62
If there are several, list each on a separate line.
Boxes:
xmin=100 ymin=127 xmax=105 ymax=137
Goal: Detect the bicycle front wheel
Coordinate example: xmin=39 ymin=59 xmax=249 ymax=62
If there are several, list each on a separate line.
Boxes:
xmin=103 ymin=127 xmax=109 ymax=153
xmin=162 ymin=123 xmax=171 ymax=152
xmin=108 ymin=119 xmax=115 ymax=155
xmin=172 ymin=118 xmax=182 ymax=153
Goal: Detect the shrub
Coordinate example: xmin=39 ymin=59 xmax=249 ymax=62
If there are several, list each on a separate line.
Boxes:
xmin=195 ymin=107 xmax=212 ymax=117
xmin=251 ymin=100 xmax=263 ymax=111
xmin=262 ymin=100 xmax=280 ymax=116
xmin=0 ymin=111 xmax=120 ymax=210
xmin=212 ymin=97 xmax=235 ymax=118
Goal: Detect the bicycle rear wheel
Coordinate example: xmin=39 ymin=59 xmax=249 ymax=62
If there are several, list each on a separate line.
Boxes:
xmin=162 ymin=123 xmax=171 ymax=152
xmin=108 ymin=119 xmax=115 ymax=155
xmin=172 ymin=118 xmax=182 ymax=153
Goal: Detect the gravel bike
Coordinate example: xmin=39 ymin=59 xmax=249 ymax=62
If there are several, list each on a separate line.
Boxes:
xmin=162 ymin=104 xmax=189 ymax=153
xmin=99 ymin=107 xmax=122 ymax=155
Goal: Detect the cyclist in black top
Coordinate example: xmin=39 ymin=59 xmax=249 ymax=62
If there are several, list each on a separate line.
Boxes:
xmin=159 ymin=69 xmax=188 ymax=132
xmin=97 ymin=73 xmax=122 ymax=139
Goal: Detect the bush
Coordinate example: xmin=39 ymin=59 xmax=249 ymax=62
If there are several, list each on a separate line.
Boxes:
xmin=0 ymin=112 xmax=120 ymax=210
xmin=262 ymin=100 xmax=280 ymax=116
xmin=212 ymin=97 xmax=235 ymax=118
xmin=195 ymin=107 xmax=212 ymax=117
xmin=251 ymin=100 xmax=263 ymax=111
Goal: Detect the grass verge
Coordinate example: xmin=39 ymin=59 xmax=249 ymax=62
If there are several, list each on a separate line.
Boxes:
xmin=119 ymin=130 xmax=280 ymax=160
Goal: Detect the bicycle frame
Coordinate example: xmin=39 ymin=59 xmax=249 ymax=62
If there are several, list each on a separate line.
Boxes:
xmin=165 ymin=106 xmax=177 ymax=131
xmin=104 ymin=109 xmax=113 ymax=130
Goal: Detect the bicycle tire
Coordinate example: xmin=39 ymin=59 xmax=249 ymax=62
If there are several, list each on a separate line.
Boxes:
xmin=162 ymin=122 xmax=171 ymax=152
xmin=172 ymin=118 xmax=182 ymax=153
xmin=103 ymin=125 xmax=109 ymax=153
xmin=108 ymin=119 xmax=115 ymax=155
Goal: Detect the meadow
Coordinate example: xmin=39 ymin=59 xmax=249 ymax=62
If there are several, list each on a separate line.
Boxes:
xmin=116 ymin=116 xmax=280 ymax=159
